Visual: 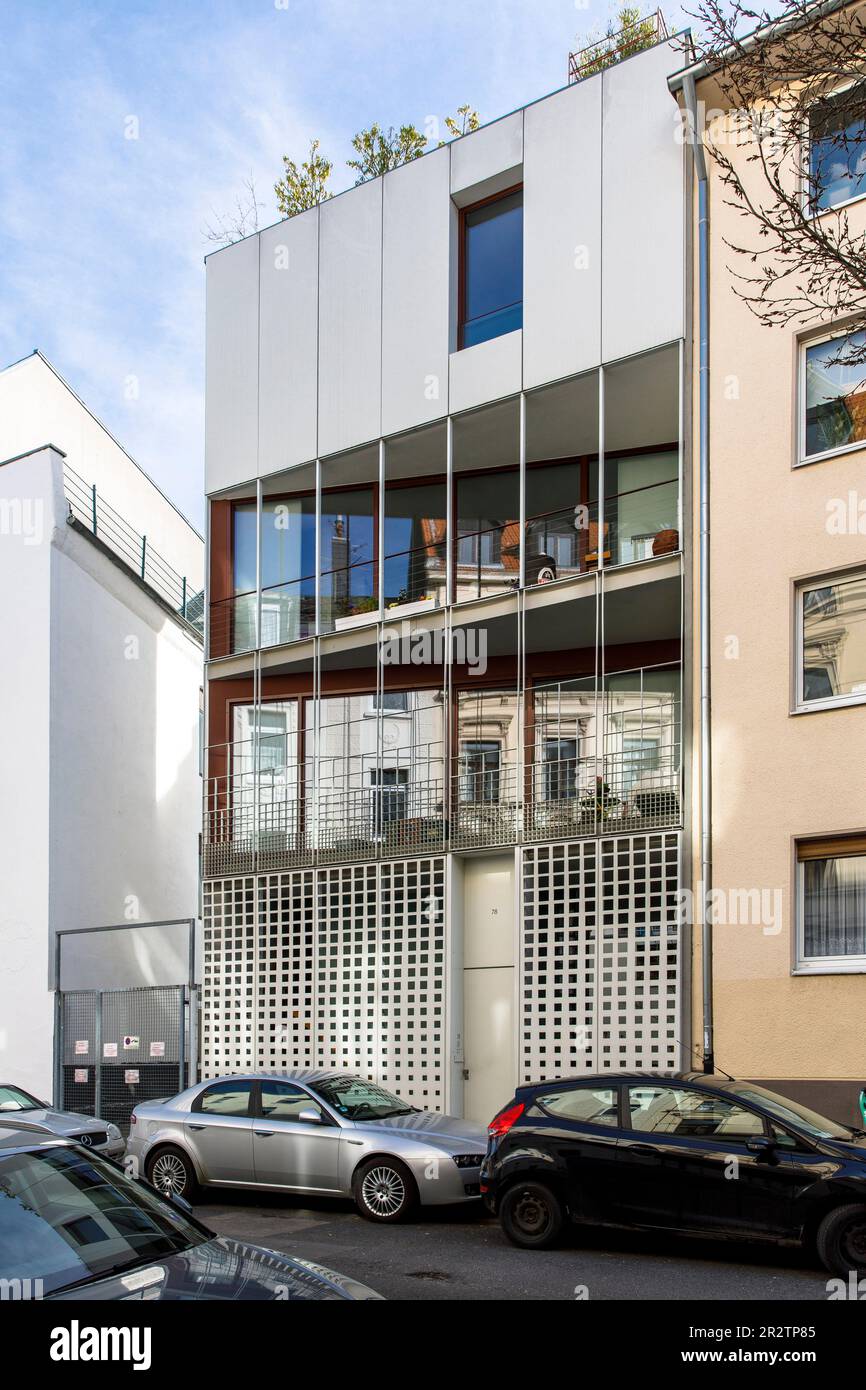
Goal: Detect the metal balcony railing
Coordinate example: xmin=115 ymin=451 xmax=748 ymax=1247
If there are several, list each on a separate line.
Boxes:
xmin=63 ymin=462 xmax=203 ymax=640
xmin=568 ymin=9 xmax=668 ymax=84
xmin=202 ymin=733 xmax=681 ymax=872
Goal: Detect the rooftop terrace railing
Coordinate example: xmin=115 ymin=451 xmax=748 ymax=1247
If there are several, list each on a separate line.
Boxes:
xmin=568 ymin=9 xmax=668 ymax=83
xmin=63 ymin=461 xmax=203 ymax=641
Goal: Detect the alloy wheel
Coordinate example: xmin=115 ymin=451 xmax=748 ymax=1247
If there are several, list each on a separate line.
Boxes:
xmin=361 ymin=1165 xmax=406 ymax=1218
xmin=150 ymin=1152 xmax=188 ymax=1197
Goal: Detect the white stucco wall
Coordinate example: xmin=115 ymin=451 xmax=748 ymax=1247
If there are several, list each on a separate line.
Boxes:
xmin=0 ymin=437 xmax=202 ymax=1100
xmin=0 ymin=353 xmax=203 ymax=592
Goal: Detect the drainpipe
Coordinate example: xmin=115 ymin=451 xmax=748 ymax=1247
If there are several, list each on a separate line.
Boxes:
xmin=683 ymin=73 xmax=714 ymax=1075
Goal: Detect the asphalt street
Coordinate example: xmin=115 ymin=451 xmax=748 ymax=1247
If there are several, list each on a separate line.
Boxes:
xmin=194 ymin=1192 xmax=833 ymax=1302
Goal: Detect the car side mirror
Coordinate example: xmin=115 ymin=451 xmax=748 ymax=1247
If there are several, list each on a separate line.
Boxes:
xmin=297 ymin=1108 xmax=322 ymax=1125
xmin=746 ymin=1135 xmax=775 ymax=1158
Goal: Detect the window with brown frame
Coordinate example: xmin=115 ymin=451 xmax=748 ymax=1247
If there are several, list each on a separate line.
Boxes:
xmin=459 ymin=186 xmax=523 ymax=350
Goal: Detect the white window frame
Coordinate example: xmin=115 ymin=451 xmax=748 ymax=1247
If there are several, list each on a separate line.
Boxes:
xmin=797 ymin=327 xmax=866 ymax=467
xmin=793 ymin=567 xmax=866 ymax=713
xmin=794 ymin=853 xmax=866 ymax=975
xmin=801 ymin=78 xmax=866 ymax=220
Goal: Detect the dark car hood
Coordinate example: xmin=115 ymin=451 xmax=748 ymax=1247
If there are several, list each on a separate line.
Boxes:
xmin=50 ymin=1237 xmax=382 ymax=1302
xmin=816 ymin=1133 xmax=866 ymax=1160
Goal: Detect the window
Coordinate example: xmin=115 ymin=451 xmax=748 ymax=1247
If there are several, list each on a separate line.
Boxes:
xmin=544 ymin=738 xmax=578 ymax=801
xmin=801 ymin=330 xmax=866 ymax=460
xmin=460 ymin=188 xmax=523 ymax=349
xmin=459 ymin=741 xmax=501 ymax=803
xmin=0 ymin=1085 xmax=46 ymax=1113
xmin=796 ymin=836 xmax=866 ymax=971
xmin=372 ymin=691 xmax=409 ymax=712
xmin=796 ymin=570 xmax=866 ymax=709
xmin=621 ymin=736 xmax=661 ymax=793
xmin=260 ymin=1081 xmax=325 ymax=1123
xmin=628 ymin=1086 xmax=764 ymax=1140
xmin=383 ymin=481 xmax=446 ymax=608
xmin=370 ymin=768 xmax=409 ymax=830
xmin=808 ymin=85 xmax=866 ymax=213
xmin=532 ymin=1086 xmax=618 ymax=1127
xmin=195 ymin=1080 xmax=254 ymax=1117
xmin=0 ymin=1146 xmax=204 ymax=1296
xmin=320 ymin=488 xmax=376 ymax=625
xmin=455 ymin=470 xmax=519 ymax=601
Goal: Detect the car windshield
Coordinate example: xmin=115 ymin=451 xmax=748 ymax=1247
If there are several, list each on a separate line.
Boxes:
xmin=0 ymin=1086 xmax=46 ymax=1113
xmin=310 ymin=1077 xmax=413 ymax=1121
xmin=727 ymin=1084 xmax=854 ymax=1140
xmin=0 ymin=1144 xmax=207 ymax=1295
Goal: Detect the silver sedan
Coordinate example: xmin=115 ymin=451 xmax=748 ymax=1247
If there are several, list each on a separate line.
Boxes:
xmin=127 ymin=1071 xmax=487 ymax=1222
xmin=0 ymin=1083 xmax=124 ymax=1160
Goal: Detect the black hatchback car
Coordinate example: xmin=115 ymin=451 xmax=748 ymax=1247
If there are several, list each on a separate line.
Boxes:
xmin=481 ymin=1072 xmax=866 ymax=1275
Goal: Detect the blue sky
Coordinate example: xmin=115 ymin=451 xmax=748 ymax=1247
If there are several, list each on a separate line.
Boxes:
xmin=0 ymin=0 xmax=688 ymax=529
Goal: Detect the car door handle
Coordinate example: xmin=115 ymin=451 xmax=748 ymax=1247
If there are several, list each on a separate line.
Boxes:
xmin=188 ymin=1124 xmax=207 ymax=1131
xmin=624 ymin=1143 xmax=656 ymax=1156
xmin=254 ymin=1130 xmax=275 ymax=1138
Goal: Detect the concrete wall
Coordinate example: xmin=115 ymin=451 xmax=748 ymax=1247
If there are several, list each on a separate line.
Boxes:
xmin=694 ymin=94 xmax=866 ymax=1104
xmin=205 ymin=39 xmax=686 ymax=496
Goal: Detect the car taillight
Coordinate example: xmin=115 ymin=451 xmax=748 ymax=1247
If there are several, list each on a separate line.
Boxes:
xmin=488 ymin=1101 xmax=524 ymax=1138
xmin=130 ymin=1114 xmax=136 ymax=1126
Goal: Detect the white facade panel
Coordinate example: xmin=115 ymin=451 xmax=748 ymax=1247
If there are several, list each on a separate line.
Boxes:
xmin=381 ymin=147 xmax=450 ymax=437
xmin=258 ymin=210 xmax=319 ymax=475
xmin=601 ymin=41 xmax=685 ymax=362
xmin=449 ymin=329 xmax=522 ymax=416
xmin=318 ymin=178 xmax=383 ymax=457
xmin=450 ymin=110 xmax=523 ymax=203
xmin=205 ymin=235 xmax=260 ymax=493
xmin=523 ymin=78 xmax=602 ymax=386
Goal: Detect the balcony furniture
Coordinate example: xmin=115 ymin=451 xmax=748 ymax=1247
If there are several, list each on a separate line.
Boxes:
xmin=585 ymin=522 xmax=610 ymax=568
xmin=652 ymin=528 xmax=679 ymax=556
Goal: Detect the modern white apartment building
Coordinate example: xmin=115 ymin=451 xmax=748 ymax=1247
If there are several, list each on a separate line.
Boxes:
xmin=0 ymin=351 xmax=204 ymax=1111
xmin=201 ymin=31 xmax=688 ymax=1121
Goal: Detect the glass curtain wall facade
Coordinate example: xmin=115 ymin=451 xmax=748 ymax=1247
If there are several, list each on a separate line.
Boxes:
xmin=203 ymin=347 xmax=684 ymax=877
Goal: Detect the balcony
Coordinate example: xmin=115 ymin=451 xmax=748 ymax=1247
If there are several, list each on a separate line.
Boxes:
xmin=207 ymin=346 xmax=682 ymax=661
xmin=202 ymin=670 xmax=681 ymax=874
xmin=63 ymin=462 xmax=203 ymax=639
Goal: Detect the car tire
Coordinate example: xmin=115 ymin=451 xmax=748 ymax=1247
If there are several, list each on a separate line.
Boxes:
xmin=146 ymin=1146 xmax=197 ymax=1202
xmin=816 ymin=1203 xmax=866 ymax=1277
xmin=353 ymin=1157 xmax=417 ymax=1223
xmin=499 ymin=1181 xmax=564 ymax=1249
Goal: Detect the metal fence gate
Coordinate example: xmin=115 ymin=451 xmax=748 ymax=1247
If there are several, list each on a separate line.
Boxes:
xmin=58 ymin=985 xmax=191 ymax=1136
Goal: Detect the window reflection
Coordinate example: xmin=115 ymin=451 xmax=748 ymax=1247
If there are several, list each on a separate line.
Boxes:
xmin=801 ymin=570 xmax=866 ymax=703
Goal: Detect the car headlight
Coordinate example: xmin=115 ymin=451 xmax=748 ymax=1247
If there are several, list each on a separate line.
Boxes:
xmin=452 ymin=1153 xmax=482 ymax=1169
xmin=107 ymin=1124 xmax=121 ymax=1139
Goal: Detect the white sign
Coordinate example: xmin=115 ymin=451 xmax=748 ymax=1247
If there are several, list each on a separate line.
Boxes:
xmin=149 ymin=1041 xmax=165 ymax=1058
xmin=123 ymin=1035 xmax=140 ymax=1050
xmin=103 ymin=1042 xmax=118 ymax=1058
xmin=74 ymin=1040 xmax=89 ymax=1055
xmin=124 ymin=1069 xmax=140 ymax=1085
xmin=74 ymin=1068 xmax=88 ymax=1084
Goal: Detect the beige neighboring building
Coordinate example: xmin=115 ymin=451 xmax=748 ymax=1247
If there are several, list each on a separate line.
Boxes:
xmin=673 ymin=3 xmax=866 ymax=1122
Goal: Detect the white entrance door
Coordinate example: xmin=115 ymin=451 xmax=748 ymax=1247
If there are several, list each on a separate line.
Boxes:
xmin=462 ymin=853 xmax=515 ymax=1124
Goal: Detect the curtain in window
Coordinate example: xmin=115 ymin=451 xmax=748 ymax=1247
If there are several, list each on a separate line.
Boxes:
xmin=803 ymin=853 xmax=866 ymax=957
